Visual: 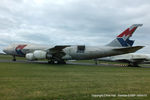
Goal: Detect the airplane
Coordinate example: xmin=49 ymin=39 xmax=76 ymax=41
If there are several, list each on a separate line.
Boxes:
xmin=3 ymin=24 xmax=144 ymax=64
xmin=97 ymin=24 xmax=150 ymax=67
xmin=98 ymin=53 xmax=150 ymax=67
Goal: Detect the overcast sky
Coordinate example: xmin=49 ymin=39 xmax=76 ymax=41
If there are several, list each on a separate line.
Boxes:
xmin=0 ymin=0 xmax=150 ymax=53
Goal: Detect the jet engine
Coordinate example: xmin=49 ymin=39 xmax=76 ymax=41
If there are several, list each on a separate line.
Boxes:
xmin=26 ymin=53 xmax=35 ymax=60
xmin=33 ymin=50 xmax=47 ymax=59
xmin=26 ymin=50 xmax=51 ymax=60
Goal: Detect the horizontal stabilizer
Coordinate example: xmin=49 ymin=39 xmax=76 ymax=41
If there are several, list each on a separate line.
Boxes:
xmin=113 ymin=46 xmax=144 ymax=53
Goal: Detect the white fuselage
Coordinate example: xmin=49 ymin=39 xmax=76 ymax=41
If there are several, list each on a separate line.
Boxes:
xmin=99 ymin=53 xmax=150 ymax=62
xmin=3 ymin=43 xmax=132 ymax=60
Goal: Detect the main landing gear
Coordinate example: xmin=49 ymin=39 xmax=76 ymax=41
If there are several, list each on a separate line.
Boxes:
xmin=48 ymin=60 xmax=66 ymax=64
xmin=128 ymin=62 xmax=140 ymax=67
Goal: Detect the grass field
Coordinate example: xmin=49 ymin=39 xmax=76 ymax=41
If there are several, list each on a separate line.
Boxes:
xmin=0 ymin=54 xmax=25 ymax=60
xmin=0 ymin=55 xmax=150 ymax=100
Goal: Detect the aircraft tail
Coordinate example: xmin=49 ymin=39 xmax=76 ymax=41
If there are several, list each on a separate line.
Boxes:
xmin=106 ymin=24 xmax=143 ymax=47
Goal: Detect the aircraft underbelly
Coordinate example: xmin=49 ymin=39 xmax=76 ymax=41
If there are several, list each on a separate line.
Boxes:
xmin=69 ymin=49 xmax=118 ymax=60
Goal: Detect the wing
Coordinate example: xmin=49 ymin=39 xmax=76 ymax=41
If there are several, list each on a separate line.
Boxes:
xmin=130 ymin=58 xmax=148 ymax=64
xmin=115 ymin=58 xmax=146 ymax=63
xmin=47 ymin=45 xmax=70 ymax=60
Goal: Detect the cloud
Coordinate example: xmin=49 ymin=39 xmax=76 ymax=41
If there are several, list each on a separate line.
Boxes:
xmin=0 ymin=0 xmax=150 ymax=54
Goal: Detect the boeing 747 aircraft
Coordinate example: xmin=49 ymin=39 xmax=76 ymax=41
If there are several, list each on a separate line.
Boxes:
xmin=3 ymin=24 xmax=143 ymax=64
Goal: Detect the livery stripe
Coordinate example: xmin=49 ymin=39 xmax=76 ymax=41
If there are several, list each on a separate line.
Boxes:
xmin=117 ymin=38 xmax=134 ymax=47
xmin=117 ymin=38 xmax=128 ymax=46
xmin=15 ymin=45 xmax=27 ymax=56
xmin=117 ymin=27 xmax=137 ymax=38
xmin=126 ymin=39 xmax=134 ymax=46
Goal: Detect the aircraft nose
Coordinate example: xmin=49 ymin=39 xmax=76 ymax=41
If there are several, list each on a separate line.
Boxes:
xmin=3 ymin=45 xmax=15 ymax=55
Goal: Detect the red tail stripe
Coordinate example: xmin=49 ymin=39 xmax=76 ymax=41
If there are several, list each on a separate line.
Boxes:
xmin=16 ymin=45 xmax=27 ymax=50
xmin=117 ymin=27 xmax=137 ymax=38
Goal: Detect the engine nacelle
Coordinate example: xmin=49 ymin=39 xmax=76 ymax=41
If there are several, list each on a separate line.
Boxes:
xmin=26 ymin=50 xmax=52 ymax=60
xmin=33 ymin=50 xmax=47 ymax=59
xmin=26 ymin=53 xmax=35 ymax=60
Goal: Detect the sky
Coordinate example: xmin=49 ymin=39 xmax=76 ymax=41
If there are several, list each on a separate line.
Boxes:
xmin=0 ymin=0 xmax=150 ymax=53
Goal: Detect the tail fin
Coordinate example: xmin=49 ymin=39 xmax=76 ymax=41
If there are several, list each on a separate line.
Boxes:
xmin=106 ymin=24 xmax=143 ymax=47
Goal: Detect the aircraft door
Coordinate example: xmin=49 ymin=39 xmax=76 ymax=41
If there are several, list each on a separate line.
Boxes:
xmin=77 ymin=45 xmax=85 ymax=53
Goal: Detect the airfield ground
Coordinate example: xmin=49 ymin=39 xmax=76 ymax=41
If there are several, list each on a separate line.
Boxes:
xmin=0 ymin=55 xmax=150 ymax=100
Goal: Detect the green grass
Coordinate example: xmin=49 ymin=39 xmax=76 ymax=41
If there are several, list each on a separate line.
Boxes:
xmin=0 ymin=54 xmax=150 ymax=100
xmin=0 ymin=54 xmax=25 ymax=60
xmin=0 ymin=62 xmax=150 ymax=100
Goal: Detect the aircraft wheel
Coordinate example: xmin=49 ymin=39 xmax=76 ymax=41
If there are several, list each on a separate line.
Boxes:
xmin=133 ymin=63 xmax=140 ymax=67
xmin=12 ymin=55 xmax=16 ymax=61
xmin=57 ymin=60 xmax=66 ymax=64
xmin=128 ymin=62 xmax=140 ymax=67
xmin=12 ymin=59 xmax=16 ymax=61
xmin=48 ymin=60 xmax=54 ymax=64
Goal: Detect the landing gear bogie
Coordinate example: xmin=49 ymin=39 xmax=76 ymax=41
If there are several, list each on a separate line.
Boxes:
xmin=128 ymin=62 xmax=140 ymax=67
xmin=48 ymin=60 xmax=66 ymax=64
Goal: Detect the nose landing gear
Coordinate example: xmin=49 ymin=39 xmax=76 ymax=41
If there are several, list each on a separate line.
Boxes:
xmin=12 ymin=55 xmax=16 ymax=61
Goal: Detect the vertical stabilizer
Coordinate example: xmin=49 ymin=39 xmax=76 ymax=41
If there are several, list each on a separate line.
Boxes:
xmin=106 ymin=24 xmax=143 ymax=47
